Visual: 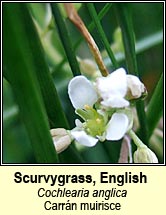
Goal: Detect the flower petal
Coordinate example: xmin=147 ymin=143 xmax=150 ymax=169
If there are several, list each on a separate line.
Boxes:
xmin=101 ymin=96 xmax=129 ymax=108
xmin=71 ymin=130 xmax=98 ymax=147
xmin=97 ymin=68 xmax=127 ymax=100
xmin=126 ymin=75 xmax=146 ymax=99
xmin=68 ymin=76 xmax=98 ymax=109
xmin=75 ymin=119 xmax=83 ymax=128
xmin=106 ymin=113 xmax=129 ymax=140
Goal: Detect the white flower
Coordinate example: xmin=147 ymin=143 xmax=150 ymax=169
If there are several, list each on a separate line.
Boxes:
xmin=68 ymin=74 xmax=131 ymax=147
xmin=51 ymin=68 xmax=147 ymax=153
xmin=96 ymin=68 xmax=129 ymax=108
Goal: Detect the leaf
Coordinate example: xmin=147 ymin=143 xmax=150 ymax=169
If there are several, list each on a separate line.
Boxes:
xmin=51 ymin=3 xmax=81 ymax=77
xmin=146 ymin=73 xmax=163 ymax=139
xmin=86 ymin=3 xmax=118 ymax=69
xmin=104 ymin=30 xmax=163 ymax=67
xmin=3 ymin=3 xmax=58 ymax=163
xmin=81 ymin=142 xmax=111 ymax=163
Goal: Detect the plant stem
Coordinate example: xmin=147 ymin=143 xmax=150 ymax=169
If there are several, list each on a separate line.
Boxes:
xmin=74 ymin=3 xmax=112 ymax=50
xmin=86 ymin=3 xmax=118 ymax=69
xmin=115 ymin=3 xmax=148 ymax=143
xmin=128 ymin=130 xmax=145 ymax=148
xmin=64 ymin=3 xmax=109 ymax=77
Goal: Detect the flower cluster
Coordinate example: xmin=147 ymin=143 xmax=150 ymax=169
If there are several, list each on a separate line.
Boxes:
xmin=68 ymin=68 xmax=146 ymax=147
xmin=50 ymin=67 xmax=159 ymax=163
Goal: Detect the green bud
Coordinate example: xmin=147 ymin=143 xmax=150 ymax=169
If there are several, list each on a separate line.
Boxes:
xmin=77 ymin=57 xmax=101 ymax=79
xmin=134 ymin=146 xmax=158 ymax=163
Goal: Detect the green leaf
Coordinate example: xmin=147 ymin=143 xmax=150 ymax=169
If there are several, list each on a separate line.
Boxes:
xmin=103 ymin=140 xmax=122 ymax=163
xmin=115 ymin=3 xmax=148 ymax=144
xmin=114 ymin=4 xmax=137 ymax=75
xmin=50 ymin=3 xmax=85 ymax=163
xmin=59 ymin=146 xmax=85 ymax=163
xmin=51 ymin=3 xmax=81 ymax=77
xmin=25 ymin=5 xmax=69 ymax=129
xmin=81 ymin=142 xmax=111 ymax=163
xmin=3 ymin=3 xmax=58 ymax=163
xmin=146 ymin=73 xmax=163 ymax=140
xmin=104 ymin=30 xmax=163 ymax=67
xmin=86 ymin=3 xmax=118 ymax=69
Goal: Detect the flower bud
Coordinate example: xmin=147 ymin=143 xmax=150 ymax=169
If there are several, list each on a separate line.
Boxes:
xmin=77 ymin=57 xmax=101 ymax=78
xmin=134 ymin=146 xmax=158 ymax=163
xmin=50 ymin=128 xmax=71 ymax=153
xmin=126 ymin=75 xmax=147 ymax=100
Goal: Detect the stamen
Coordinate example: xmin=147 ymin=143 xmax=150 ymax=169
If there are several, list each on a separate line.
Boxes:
xmin=86 ymin=128 xmax=91 ymax=133
xmin=96 ymin=118 xmax=101 ymax=124
xmin=84 ymin=104 xmax=91 ymax=110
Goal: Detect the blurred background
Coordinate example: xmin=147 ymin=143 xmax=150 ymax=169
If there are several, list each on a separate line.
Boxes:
xmin=3 ymin=3 xmax=163 ymax=163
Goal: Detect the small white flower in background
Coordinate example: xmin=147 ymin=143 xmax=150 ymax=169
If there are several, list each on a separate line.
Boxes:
xmin=134 ymin=146 xmax=158 ymax=163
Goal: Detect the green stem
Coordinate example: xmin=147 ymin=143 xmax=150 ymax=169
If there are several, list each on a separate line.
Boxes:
xmin=128 ymin=130 xmax=146 ymax=148
xmin=115 ymin=3 xmax=148 ymax=143
xmin=87 ymin=3 xmax=118 ymax=69
xmin=54 ymin=4 xmax=113 ymax=73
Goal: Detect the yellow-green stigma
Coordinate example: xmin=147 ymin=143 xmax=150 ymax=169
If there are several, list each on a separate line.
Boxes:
xmin=76 ymin=105 xmax=106 ymax=137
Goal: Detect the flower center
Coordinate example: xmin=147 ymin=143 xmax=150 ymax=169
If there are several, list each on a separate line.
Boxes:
xmin=76 ymin=105 xmax=106 ymax=137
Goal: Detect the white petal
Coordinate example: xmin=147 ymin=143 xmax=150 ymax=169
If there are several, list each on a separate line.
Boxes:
xmin=75 ymin=119 xmax=83 ymax=128
xmin=106 ymin=113 xmax=129 ymax=140
xmin=127 ymin=75 xmax=145 ymax=98
xmin=101 ymin=96 xmax=129 ymax=108
xmin=68 ymin=76 xmax=98 ymax=109
xmin=71 ymin=130 xmax=98 ymax=147
xmin=97 ymin=68 xmax=127 ymax=100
